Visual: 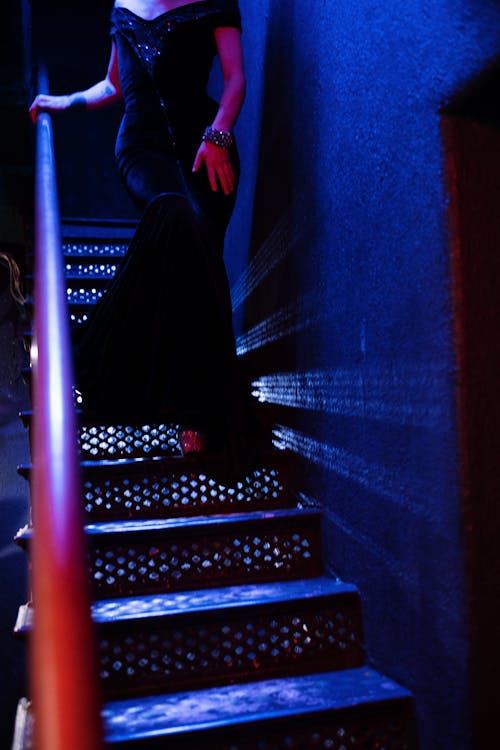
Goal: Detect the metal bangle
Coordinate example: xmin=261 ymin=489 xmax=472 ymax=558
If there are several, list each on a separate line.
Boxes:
xmin=202 ymin=126 xmax=234 ymax=150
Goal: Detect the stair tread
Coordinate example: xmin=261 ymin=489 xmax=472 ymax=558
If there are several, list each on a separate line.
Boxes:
xmin=19 ymin=448 xmax=288 ymax=473
xmin=61 ymin=218 xmax=137 ymax=241
xmin=15 ymin=577 xmax=359 ymax=631
xmin=91 ymin=576 xmax=357 ymax=623
xmin=85 ymin=508 xmax=320 ymax=536
xmin=15 ymin=508 xmax=318 ymax=543
xmin=67 ymin=300 xmax=100 ymax=306
xmin=63 ymin=248 xmax=127 ymax=259
xmin=27 ymin=271 xmax=117 ymax=281
xmin=103 ymin=668 xmax=411 ymax=743
xmin=65 ymin=272 xmax=117 ymax=280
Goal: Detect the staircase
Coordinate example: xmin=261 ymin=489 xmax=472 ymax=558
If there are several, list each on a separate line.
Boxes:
xmin=13 ymin=219 xmax=417 ymax=749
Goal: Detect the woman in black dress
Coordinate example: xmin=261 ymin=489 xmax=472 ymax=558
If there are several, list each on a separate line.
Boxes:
xmin=30 ymin=0 xmax=255 ymax=467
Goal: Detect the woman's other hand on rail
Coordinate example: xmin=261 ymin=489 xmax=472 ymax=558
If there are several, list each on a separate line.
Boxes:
xmin=29 ymin=94 xmax=74 ymax=123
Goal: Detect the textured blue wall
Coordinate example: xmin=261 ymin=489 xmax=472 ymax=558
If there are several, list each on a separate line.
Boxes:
xmin=229 ymin=2 xmax=500 ymax=749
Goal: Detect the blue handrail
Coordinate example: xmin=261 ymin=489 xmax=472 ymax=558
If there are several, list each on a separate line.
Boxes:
xmin=30 ymin=67 xmax=103 ymax=750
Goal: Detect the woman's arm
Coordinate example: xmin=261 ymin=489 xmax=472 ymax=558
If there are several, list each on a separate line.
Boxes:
xmin=29 ymin=43 xmax=122 ymax=123
xmin=192 ymin=27 xmax=246 ymax=195
xmin=211 ymin=26 xmax=246 ymax=132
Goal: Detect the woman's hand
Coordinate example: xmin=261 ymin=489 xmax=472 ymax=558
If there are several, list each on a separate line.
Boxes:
xmin=29 ymin=94 xmax=73 ymax=123
xmin=28 ymin=46 xmax=121 ymax=123
xmin=192 ymin=141 xmax=236 ymax=196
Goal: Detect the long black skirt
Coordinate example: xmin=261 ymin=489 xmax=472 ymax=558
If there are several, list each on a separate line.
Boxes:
xmin=73 ymin=142 xmax=260 ymax=468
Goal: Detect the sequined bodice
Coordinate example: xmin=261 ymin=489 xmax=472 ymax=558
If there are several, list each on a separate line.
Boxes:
xmin=111 ymin=0 xmax=241 ymax=142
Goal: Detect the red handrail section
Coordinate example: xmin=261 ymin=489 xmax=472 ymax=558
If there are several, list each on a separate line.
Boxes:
xmin=31 ymin=76 xmax=103 ymax=750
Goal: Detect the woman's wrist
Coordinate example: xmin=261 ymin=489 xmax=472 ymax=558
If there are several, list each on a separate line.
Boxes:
xmin=67 ymin=93 xmax=87 ymax=110
xmin=202 ymin=126 xmax=234 ymax=150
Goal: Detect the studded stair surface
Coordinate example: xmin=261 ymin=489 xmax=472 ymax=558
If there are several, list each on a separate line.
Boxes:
xmin=62 ymin=217 xmax=134 ymax=325
xmin=102 ymin=668 xmax=415 ymax=750
xmin=16 ymin=508 xmax=323 ymax=598
xmin=19 ymin=411 xmax=181 ymax=459
xmin=18 ymin=449 xmax=293 ymax=521
xmin=16 ymin=577 xmax=365 ymax=699
xmin=13 ymin=217 xmax=417 ymax=749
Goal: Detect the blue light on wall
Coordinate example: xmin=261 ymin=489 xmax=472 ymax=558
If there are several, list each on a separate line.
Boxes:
xmin=236 ymin=292 xmax=323 ymax=356
xmin=252 ymin=366 xmax=450 ymax=428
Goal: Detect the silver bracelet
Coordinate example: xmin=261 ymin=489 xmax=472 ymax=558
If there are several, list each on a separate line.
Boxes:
xmin=202 ymin=126 xmax=234 ymax=150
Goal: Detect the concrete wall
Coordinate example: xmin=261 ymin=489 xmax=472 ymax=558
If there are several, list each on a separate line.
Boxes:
xmin=230 ymin=2 xmax=500 ymax=749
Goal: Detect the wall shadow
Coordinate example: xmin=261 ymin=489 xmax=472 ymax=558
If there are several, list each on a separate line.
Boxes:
xmin=442 ymin=62 xmax=500 ymax=743
xmin=236 ymin=2 xmax=297 ymax=384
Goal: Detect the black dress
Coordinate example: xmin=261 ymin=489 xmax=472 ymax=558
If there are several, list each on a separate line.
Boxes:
xmin=74 ymin=0 xmax=255 ymax=462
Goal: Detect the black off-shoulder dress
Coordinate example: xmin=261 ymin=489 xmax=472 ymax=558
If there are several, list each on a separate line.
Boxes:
xmin=74 ymin=0 xmax=255 ymax=462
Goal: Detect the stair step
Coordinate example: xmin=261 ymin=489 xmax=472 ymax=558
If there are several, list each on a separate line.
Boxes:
xmin=12 ymin=670 xmax=416 ymax=750
xmin=15 ymin=577 xmax=365 ymax=699
xmin=81 ymin=460 xmax=293 ymax=521
xmin=85 ymin=509 xmax=322 ymax=599
xmin=26 ymin=292 xmax=104 ymax=306
xmin=19 ymin=413 xmax=290 ymax=498
xmin=19 ymin=412 xmax=181 ymax=459
xmin=24 ymin=296 xmax=99 ymax=325
xmin=102 ymin=669 xmax=416 ymax=749
xmin=83 ymin=421 xmax=181 ymax=460
xmin=61 ymin=216 xmax=137 ymax=242
xmin=65 ymin=263 xmax=119 ymax=281
xmin=67 ymin=288 xmax=106 ymax=305
xmin=62 ymin=241 xmax=128 ymax=260
xmin=27 ymin=269 xmax=117 ymax=284
xmin=96 ymin=577 xmax=364 ymax=698
xmin=92 ymin=577 xmax=358 ymax=623
xmin=68 ymin=302 xmax=98 ymax=325
xmin=15 ymin=509 xmax=322 ymax=598
xmin=18 ymin=455 xmax=293 ymax=519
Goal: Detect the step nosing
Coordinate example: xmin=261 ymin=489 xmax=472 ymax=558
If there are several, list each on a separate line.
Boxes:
xmin=79 ymin=451 xmax=285 ymax=471
xmin=85 ymin=508 xmax=320 ymax=535
xmin=92 ymin=578 xmax=358 ymax=623
xmin=103 ymin=669 xmax=412 ymax=742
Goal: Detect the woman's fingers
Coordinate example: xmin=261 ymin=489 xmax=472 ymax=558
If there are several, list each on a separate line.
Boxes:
xmin=214 ymin=157 xmax=235 ymax=195
xmin=219 ymin=164 xmax=235 ymax=196
xmin=29 ymin=96 xmax=42 ymax=123
xmin=207 ymin=165 xmax=218 ymax=193
xmin=223 ymin=162 xmax=236 ymax=193
xmin=193 ymin=142 xmax=236 ymax=194
xmin=192 ymin=145 xmax=203 ymax=172
xmin=28 ymin=94 xmax=70 ymax=123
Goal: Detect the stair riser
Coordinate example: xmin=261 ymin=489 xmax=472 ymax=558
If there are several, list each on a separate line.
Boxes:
xmin=62 ymin=238 xmax=127 ymax=320
xmin=19 ymin=460 xmax=293 ymax=519
xmin=63 ymin=242 xmax=129 ymax=258
xmin=27 ymin=269 xmax=117 ymax=287
xmin=104 ymin=699 xmax=417 ymax=750
xmin=97 ymin=595 xmax=364 ymax=699
xmin=20 ymin=417 xmax=181 ymax=460
xmin=82 ymin=422 xmax=181 ymax=459
xmin=82 ymin=465 xmax=293 ymax=522
xmin=67 ymin=291 xmax=105 ymax=307
xmin=25 ymin=299 xmax=101 ymax=320
xmin=65 ymin=269 xmax=117 ymax=283
xmin=89 ymin=517 xmax=322 ymax=599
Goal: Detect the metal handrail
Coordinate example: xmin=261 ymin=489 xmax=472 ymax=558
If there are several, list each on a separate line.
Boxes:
xmin=30 ymin=69 xmax=103 ymax=750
